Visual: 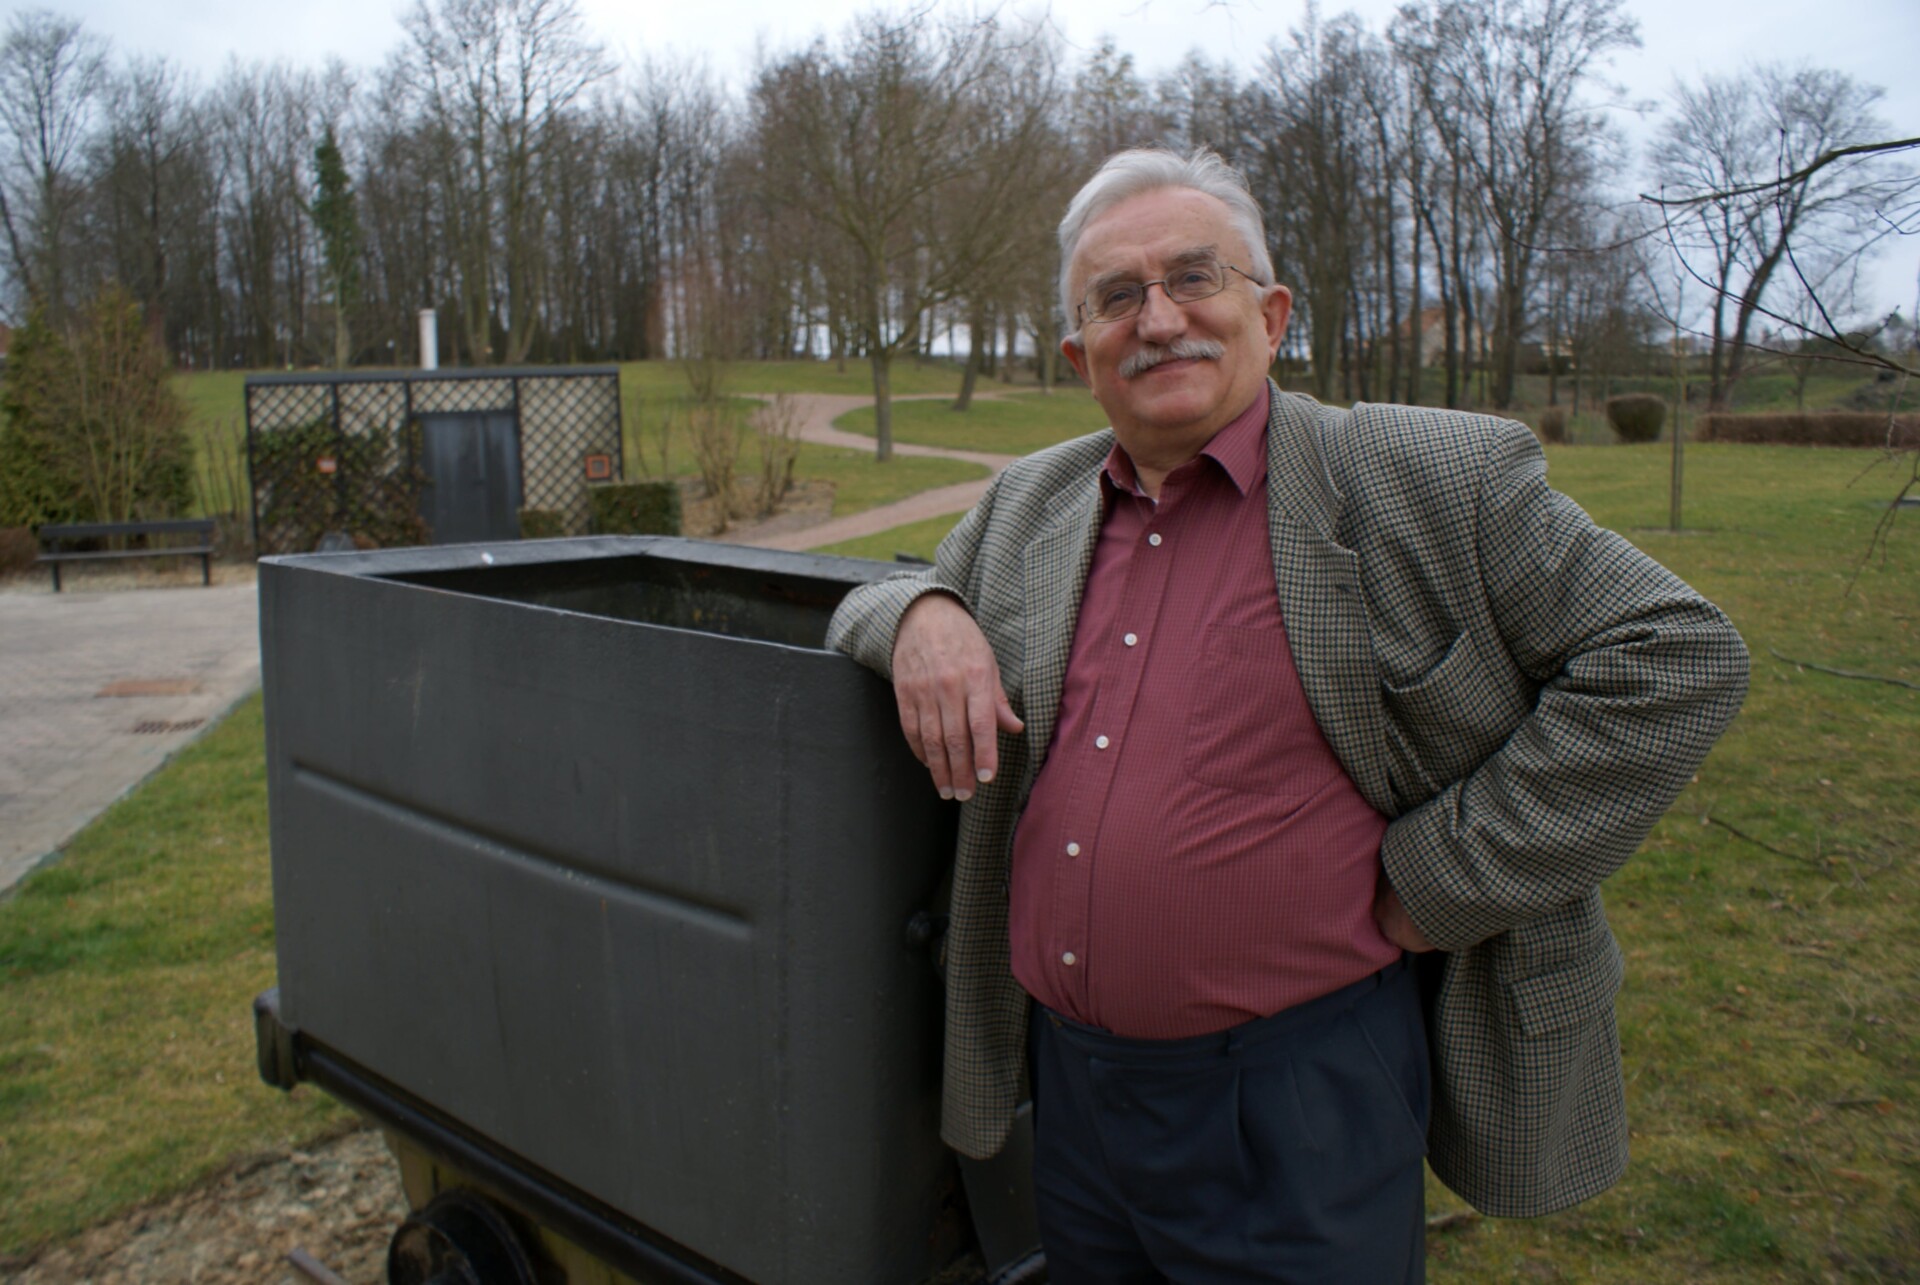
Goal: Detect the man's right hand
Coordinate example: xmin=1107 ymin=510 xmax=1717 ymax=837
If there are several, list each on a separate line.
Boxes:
xmin=891 ymin=593 xmax=1024 ymax=801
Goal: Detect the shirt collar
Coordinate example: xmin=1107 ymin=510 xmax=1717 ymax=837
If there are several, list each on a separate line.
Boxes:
xmin=1101 ymin=384 xmax=1270 ymax=500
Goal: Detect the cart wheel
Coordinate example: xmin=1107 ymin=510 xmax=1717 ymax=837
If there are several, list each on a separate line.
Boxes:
xmin=387 ymin=1189 xmax=538 ymax=1285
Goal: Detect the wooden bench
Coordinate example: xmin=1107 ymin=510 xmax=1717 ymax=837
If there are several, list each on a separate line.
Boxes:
xmin=37 ymin=519 xmax=217 ymax=592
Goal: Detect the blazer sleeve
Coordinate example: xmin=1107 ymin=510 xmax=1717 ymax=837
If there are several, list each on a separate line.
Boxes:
xmin=1377 ymin=419 xmax=1751 ymax=951
xmin=824 ymin=471 xmax=1005 ymax=677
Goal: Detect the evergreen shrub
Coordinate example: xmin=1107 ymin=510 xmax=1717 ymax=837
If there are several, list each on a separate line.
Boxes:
xmin=0 ymin=290 xmax=193 ymax=527
xmin=1606 ymin=394 xmax=1667 ymax=444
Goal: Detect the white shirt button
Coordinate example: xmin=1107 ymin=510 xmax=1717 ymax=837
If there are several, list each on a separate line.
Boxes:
xmin=1148 ymin=533 xmax=1163 ymax=547
xmin=1062 ymin=951 xmax=1077 ymax=966
xmin=1095 ymin=735 xmax=1110 ymax=750
xmin=1123 ymin=632 xmax=1138 ymax=647
xmin=1065 ymin=842 xmax=1081 ymax=857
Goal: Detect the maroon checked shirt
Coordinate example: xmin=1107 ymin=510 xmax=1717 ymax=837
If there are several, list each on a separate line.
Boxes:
xmin=1008 ymin=387 xmax=1400 ymax=1039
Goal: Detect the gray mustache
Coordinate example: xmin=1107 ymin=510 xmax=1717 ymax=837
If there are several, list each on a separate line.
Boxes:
xmin=1119 ymin=338 xmax=1226 ymax=379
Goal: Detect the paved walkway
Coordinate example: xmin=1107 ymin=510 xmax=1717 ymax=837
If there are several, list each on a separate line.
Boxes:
xmin=0 ymin=577 xmax=262 ymax=896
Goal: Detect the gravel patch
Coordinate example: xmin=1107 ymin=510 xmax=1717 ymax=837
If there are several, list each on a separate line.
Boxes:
xmin=2 ymin=1128 xmax=408 ymax=1285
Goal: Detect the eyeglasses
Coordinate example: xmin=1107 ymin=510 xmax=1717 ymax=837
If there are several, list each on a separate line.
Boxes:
xmin=1077 ymin=261 xmax=1262 ymax=326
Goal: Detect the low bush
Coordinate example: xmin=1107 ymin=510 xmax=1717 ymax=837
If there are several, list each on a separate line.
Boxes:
xmin=1538 ymin=406 xmax=1569 ymax=444
xmin=752 ymin=394 xmax=802 ymax=518
xmin=686 ymin=402 xmax=742 ymax=532
xmin=517 ymin=507 xmax=569 ymax=540
xmin=1696 ymin=412 xmax=1920 ymax=449
xmin=588 ymin=480 xmax=681 ymax=536
xmin=0 ymin=524 xmax=37 ymax=576
xmin=1606 ymin=394 xmax=1666 ymax=444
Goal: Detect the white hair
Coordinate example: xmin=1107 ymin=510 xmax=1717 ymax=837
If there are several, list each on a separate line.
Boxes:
xmin=1058 ymin=148 xmax=1275 ymax=341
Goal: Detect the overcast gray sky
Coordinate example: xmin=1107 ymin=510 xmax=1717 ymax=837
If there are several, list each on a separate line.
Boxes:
xmin=12 ymin=0 xmax=1920 ymax=315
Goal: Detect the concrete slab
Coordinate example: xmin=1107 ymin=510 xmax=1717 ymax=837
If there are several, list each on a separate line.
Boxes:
xmin=0 ymin=578 xmax=261 ymax=896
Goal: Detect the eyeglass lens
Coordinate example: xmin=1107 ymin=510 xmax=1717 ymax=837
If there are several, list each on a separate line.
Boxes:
xmin=1086 ymin=262 xmax=1231 ymax=322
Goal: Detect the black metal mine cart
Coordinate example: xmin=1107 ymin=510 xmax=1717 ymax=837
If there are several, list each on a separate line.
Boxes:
xmin=250 ymin=537 xmax=1041 ymax=1285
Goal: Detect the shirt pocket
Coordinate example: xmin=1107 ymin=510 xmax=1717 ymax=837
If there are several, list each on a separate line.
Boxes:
xmin=1181 ymin=624 xmax=1330 ymax=800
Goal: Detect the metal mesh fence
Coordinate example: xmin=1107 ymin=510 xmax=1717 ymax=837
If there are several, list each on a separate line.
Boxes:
xmin=245 ymin=368 xmax=622 ymax=556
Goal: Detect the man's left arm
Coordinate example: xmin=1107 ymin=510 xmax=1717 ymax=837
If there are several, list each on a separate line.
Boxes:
xmin=1378 ymin=420 xmax=1750 ymax=953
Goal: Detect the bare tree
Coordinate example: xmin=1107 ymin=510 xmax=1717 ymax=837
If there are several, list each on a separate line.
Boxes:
xmin=394 ymin=0 xmax=609 ymax=364
xmin=209 ymin=63 xmax=320 ymax=367
xmin=0 ymin=8 xmax=107 ymax=316
xmin=1068 ymin=39 xmax=1163 ymax=163
xmin=1393 ymin=0 xmax=1636 ymax=409
xmin=1242 ymin=10 xmax=1374 ymax=402
xmin=748 ymin=12 xmax=1060 ymax=459
xmin=92 ymin=57 xmax=210 ymax=355
xmin=1649 ymin=65 xmax=1900 ymax=407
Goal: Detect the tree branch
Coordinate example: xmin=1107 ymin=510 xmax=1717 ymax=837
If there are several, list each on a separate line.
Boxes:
xmin=1767 ymin=646 xmax=1920 ymax=691
xmin=1638 ymin=136 xmax=1920 ymax=207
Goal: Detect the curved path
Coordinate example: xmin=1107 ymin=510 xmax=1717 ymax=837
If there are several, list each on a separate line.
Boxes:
xmin=731 ymin=392 xmax=1022 ymax=553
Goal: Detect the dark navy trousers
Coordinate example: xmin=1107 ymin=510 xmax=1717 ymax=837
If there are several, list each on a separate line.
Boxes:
xmin=1029 ymin=959 xmax=1429 ymax=1284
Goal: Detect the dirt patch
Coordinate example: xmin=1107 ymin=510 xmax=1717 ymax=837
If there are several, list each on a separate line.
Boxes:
xmin=2 ymin=1127 xmax=408 ymax=1285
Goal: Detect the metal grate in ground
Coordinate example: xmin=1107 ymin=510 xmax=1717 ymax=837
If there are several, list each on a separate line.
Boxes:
xmin=129 ymin=718 xmax=207 ymax=735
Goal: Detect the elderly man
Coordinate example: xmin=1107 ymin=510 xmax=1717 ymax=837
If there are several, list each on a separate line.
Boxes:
xmin=827 ymin=149 xmax=1747 ymax=1283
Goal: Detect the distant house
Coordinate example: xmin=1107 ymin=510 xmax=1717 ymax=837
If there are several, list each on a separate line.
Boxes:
xmin=1396 ymin=306 xmax=1485 ymax=367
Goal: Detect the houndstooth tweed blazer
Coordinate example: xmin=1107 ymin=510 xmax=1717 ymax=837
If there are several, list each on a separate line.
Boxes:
xmin=827 ymin=385 xmax=1748 ymax=1217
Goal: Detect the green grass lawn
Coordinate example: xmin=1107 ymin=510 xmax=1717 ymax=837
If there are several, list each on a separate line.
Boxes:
xmin=0 ymin=696 xmax=349 ymax=1255
xmin=818 ymin=513 xmax=968 ymax=561
xmin=834 ymin=389 xmax=1113 ymax=456
xmin=796 ymin=441 xmax=987 ymax=517
xmin=620 ymin=357 xmax=968 ymax=398
xmin=618 ymin=395 xmax=987 ymax=518
xmin=1430 ymin=444 xmax=1918 ymax=1282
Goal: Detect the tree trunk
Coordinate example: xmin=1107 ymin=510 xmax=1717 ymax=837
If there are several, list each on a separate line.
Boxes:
xmin=955 ymin=298 xmax=986 ymax=411
xmin=870 ymin=349 xmax=894 ymax=462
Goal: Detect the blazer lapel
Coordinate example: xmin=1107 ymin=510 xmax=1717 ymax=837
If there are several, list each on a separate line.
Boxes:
xmin=1018 ymin=478 xmax=1102 ymax=786
xmin=1263 ymin=390 xmax=1394 ymax=814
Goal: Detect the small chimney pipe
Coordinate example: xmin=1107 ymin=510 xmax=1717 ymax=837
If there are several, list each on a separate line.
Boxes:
xmin=418 ymin=309 xmax=439 ymax=371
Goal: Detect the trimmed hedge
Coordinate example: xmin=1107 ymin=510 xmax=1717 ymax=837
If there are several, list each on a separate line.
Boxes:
xmin=517 ymin=507 xmax=569 ymax=540
xmin=588 ymin=481 xmax=682 ymax=536
xmin=1606 ymin=394 xmax=1667 ymax=444
xmin=1696 ymin=412 xmax=1920 ymax=449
